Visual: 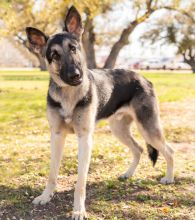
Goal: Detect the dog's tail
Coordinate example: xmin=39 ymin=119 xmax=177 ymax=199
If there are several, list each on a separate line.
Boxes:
xmin=147 ymin=143 xmax=159 ymax=166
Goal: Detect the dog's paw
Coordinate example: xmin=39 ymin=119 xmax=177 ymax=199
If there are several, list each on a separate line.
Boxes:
xmin=72 ymin=210 xmax=88 ymax=220
xmin=118 ymin=172 xmax=133 ymax=181
xmin=160 ymin=177 xmax=174 ymax=184
xmin=118 ymin=173 xmax=129 ymax=181
xmin=32 ymin=193 xmax=53 ymax=205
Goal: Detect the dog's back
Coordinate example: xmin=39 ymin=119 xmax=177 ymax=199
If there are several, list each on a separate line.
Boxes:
xmin=89 ymin=69 xmax=155 ymax=121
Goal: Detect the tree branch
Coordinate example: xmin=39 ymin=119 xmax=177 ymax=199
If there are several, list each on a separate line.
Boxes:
xmin=16 ymin=35 xmax=29 ymax=49
xmin=104 ymin=8 xmax=155 ymax=68
xmin=82 ymin=13 xmax=97 ymax=68
xmin=146 ymin=0 xmax=153 ymax=12
xmin=157 ymin=6 xmax=195 ymax=23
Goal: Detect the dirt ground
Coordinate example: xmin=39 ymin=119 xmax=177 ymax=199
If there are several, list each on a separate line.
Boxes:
xmin=161 ymin=99 xmax=195 ymax=155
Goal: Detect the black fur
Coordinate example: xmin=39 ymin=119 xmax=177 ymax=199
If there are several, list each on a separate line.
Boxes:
xmin=46 ymin=33 xmax=77 ymax=63
xmin=147 ymin=144 xmax=159 ymax=166
xmin=134 ymin=81 xmax=155 ymax=126
xmin=76 ymin=84 xmax=92 ymax=108
xmin=47 ymin=92 xmax=61 ymax=108
xmin=94 ymin=69 xmax=143 ymax=120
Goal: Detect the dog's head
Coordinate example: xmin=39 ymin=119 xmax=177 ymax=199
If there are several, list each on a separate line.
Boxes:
xmin=26 ymin=6 xmax=85 ymax=87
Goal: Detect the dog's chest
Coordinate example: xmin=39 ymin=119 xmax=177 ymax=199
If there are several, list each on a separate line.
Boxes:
xmin=49 ymin=87 xmax=78 ymax=123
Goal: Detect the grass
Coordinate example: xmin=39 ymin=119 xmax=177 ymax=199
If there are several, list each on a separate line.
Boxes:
xmin=142 ymin=72 xmax=195 ymax=102
xmin=0 ymin=70 xmax=195 ymax=219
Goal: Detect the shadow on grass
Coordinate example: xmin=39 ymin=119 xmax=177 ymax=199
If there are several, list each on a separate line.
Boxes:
xmin=0 ymin=175 xmax=194 ymax=220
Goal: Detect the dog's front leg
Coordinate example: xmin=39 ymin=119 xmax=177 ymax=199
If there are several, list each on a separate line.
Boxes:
xmin=33 ymin=108 xmax=66 ymax=205
xmin=72 ymin=133 xmax=93 ymax=220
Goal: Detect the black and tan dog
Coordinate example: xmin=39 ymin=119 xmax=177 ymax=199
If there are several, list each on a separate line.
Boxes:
xmin=26 ymin=6 xmax=174 ymax=219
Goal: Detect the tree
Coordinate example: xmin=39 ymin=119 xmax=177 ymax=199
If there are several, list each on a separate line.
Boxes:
xmin=0 ymin=0 xmax=69 ymax=70
xmin=81 ymin=0 xmax=193 ymax=69
xmin=141 ymin=1 xmax=195 ymax=73
xmin=0 ymin=0 xmax=114 ymax=70
xmin=0 ymin=0 xmax=190 ymax=70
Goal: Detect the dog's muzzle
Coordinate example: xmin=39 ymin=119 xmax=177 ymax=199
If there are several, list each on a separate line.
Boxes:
xmin=68 ymin=69 xmax=83 ymax=86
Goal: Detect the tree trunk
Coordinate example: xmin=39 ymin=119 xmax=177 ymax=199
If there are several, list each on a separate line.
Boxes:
xmin=189 ymin=62 xmax=195 ymax=73
xmin=103 ymin=10 xmax=154 ymax=69
xmin=103 ymin=22 xmax=137 ymax=69
xmin=183 ymin=55 xmax=195 ymax=73
xmin=82 ymin=17 xmax=97 ymax=69
xmin=192 ymin=66 xmax=195 ymax=73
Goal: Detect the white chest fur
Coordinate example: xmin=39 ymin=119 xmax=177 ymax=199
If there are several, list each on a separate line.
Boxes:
xmin=49 ymin=78 xmax=90 ymax=123
xmin=49 ymin=88 xmax=76 ymax=122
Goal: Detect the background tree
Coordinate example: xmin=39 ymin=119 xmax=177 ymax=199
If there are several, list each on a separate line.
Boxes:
xmin=141 ymin=1 xmax=195 ymax=73
xmin=80 ymin=0 xmax=193 ymax=69
xmin=0 ymin=0 xmax=68 ymax=70
xmin=0 ymin=0 xmax=192 ymax=70
xmin=0 ymin=0 xmax=114 ymax=70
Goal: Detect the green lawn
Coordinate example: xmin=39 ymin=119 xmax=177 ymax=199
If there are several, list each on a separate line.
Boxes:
xmin=0 ymin=70 xmax=194 ymax=219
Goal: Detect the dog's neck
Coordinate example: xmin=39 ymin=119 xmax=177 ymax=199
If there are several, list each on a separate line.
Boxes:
xmin=49 ymin=71 xmax=90 ymax=123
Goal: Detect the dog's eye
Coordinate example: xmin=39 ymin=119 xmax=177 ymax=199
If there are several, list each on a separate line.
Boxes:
xmin=69 ymin=44 xmax=76 ymax=53
xmin=51 ymin=51 xmax=60 ymax=61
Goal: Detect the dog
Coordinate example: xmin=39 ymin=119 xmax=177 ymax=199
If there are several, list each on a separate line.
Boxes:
xmin=26 ymin=6 xmax=174 ymax=220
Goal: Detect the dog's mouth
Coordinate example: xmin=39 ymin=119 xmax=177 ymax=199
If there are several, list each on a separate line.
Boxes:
xmin=68 ymin=77 xmax=83 ymax=86
xmin=57 ymin=69 xmax=83 ymax=87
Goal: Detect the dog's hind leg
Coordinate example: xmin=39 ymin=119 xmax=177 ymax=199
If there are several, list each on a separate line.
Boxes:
xmin=33 ymin=107 xmax=66 ymax=205
xmin=137 ymin=121 xmax=174 ymax=184
xmin=109 ymin=115 xmax=143 ymax=179
xmin=132 ymin=100 xmax=174 ymax=184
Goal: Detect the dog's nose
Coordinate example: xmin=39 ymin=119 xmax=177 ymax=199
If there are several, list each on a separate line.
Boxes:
xmin=69 ymin=69 xmax=80 ymax=80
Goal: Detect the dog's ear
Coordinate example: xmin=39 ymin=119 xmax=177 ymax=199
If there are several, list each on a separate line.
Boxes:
xmin=64 ymin=6 xmax=83 ymax=39
xmin=26 ymin=27 xmax=48 ymax=55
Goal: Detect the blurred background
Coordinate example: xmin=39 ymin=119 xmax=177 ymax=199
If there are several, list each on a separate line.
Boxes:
xmin=0 ymin=0 xmax=195 ymax=72
xmin=0 ymin=1 xmax=195 ymax=219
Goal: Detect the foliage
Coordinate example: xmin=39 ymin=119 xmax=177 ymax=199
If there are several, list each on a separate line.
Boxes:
xmin=0 ymin=0 xmax=115 ymax=70
xmin=0 ymin=0 xmax=191 ymax=69
xmin=141 ymin=1 xmax=195 ymax=72
xmin=0 ymin=0 xmax=114 ymax=36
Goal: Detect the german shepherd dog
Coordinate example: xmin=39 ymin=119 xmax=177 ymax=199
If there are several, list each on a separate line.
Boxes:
xmin=26 ymin=6 xmax=174 ymax=219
